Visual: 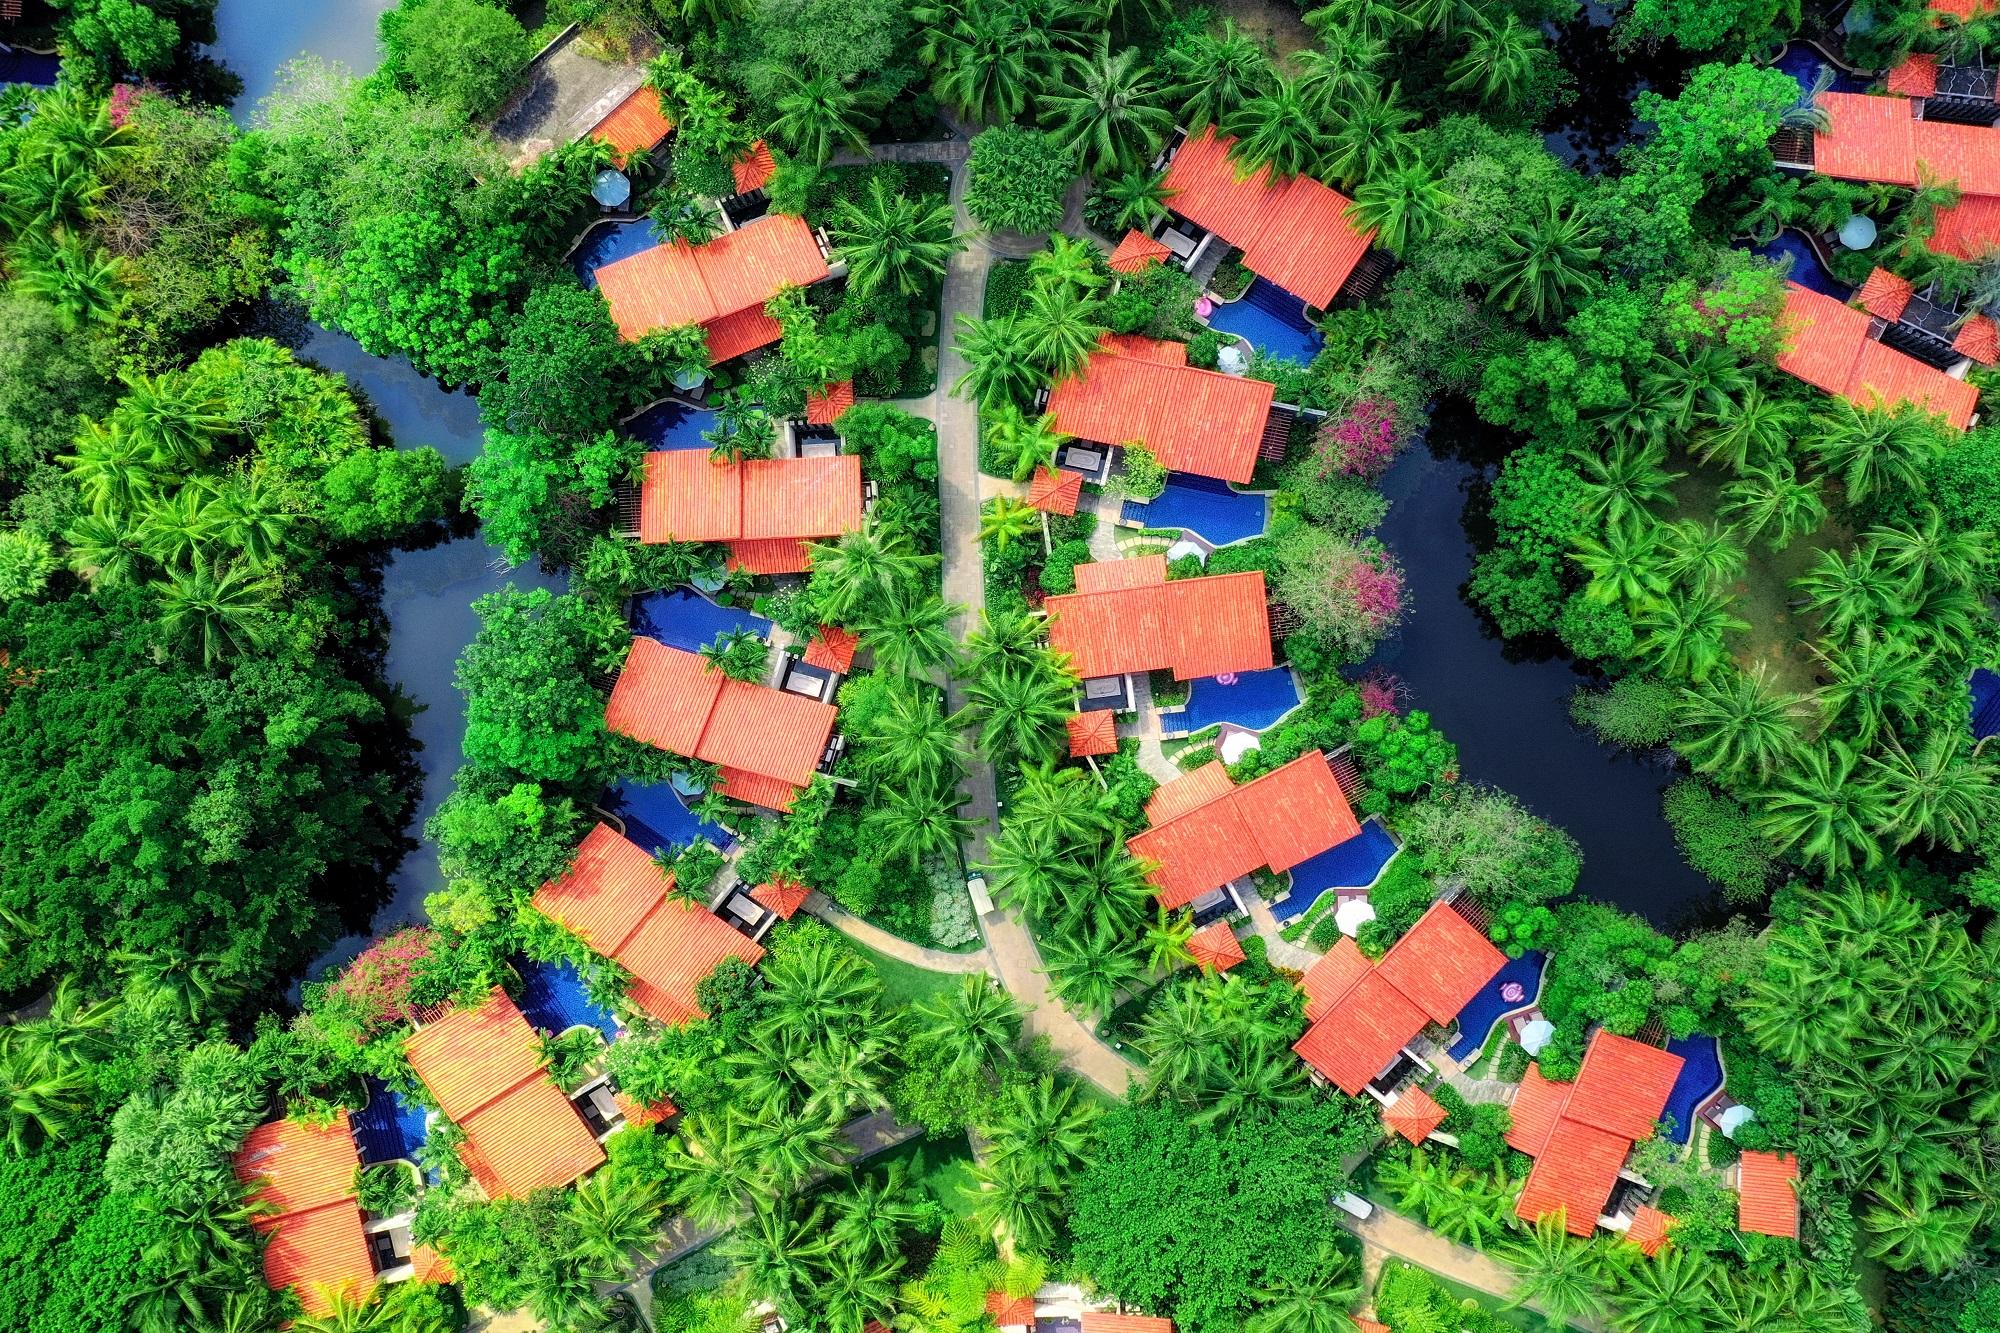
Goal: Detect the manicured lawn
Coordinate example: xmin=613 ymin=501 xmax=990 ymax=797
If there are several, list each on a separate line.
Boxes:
xmin=843 ymin=935 xmax=968 ymax=1009
xmin=861 ymin=1132 xmax=982 ymax=1220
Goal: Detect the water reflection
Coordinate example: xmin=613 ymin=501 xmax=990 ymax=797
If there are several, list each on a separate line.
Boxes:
xmin=203 ymin=0 xmax=396 ymax=125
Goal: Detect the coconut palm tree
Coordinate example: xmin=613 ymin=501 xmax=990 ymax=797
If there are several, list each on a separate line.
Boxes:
xmin=1349 ymin=151 xmax=1452 ymax=256
xmin=1866 ymin=511 xmax=1993 ymax=592
xmin=1488 ymin=196 xmax=1602 ymax=325
xmin=867 ymin=781 xmax=977 ymax=867
xmin=930 ymin=9 xmax=1034 ymax=123
xmin=1646 ymin=345 xmax=1754 ymax=434
xmin=1571 ymin=523 xmax=1670 ymax=612
xmin=116 ymin=372 xmax=230 ymax=467
xmin=799 ymin=1032 xmax=892 ymax=1121
xmin=64 ymin=511 xmax=145 ymax=590
xmin=667 ymin=1114 xmax=764 ymax=1227
xmin=1016 ymin=284 xmax=1107 ymax=377
xmin=704 ymin=396 xmax=775 ymax=463
xmin=766 ymin=936 xmax=878 ymax=1024
xmin=1609 ymin=1246 xmax=1708 ymax=1333
xmin=1303 ymin=0 xmax=1413 ymax=42
xmin=979 ymin=496 xmax=1042 ymax=554
xmin=1793 ymin=545 xmax=1908 ymax=644
xmin=1223 ymin=77 xmax=1326 ymax=181
xmin=984 ymin=405 xmax=1071 ymax=483
xmin=1195 ymin=1046 xmax=1312 ymax=1124
xmin=1695 ymin=382 xmax=1804 ymax=475
xmin=1320 ymin=81 xmax=1415 ymax=190
xmin=770 ymin=71 xmax=881 ymax=165
xmin=1756 ymin=739 xmax=1885 ymax=874
xmin=699 ymin=626 xmax=769 ymax=682
xmin=1780 ymin=63 xmax=1836 ymax=135
xmin=1572 ymin=438 xmax=1683 ymax=533
xmin=1135 ymin=984 xmax=1221 ymax=1100
xmin=1868 ymin=733 xmax=2000 ymax=852
xmin=208 ymin=470 xmax=296 ymax=571
xmin=0 ymin=1037 xmax=93 ymax=1155
xmin=1503 ymin=1213 xmax=1616 ymax=1329
xmin=968 ymin=1153 xmax=1062 ymax=1253
xmin=960 ymin=607 xmax=1045 ymax=678
xmin=1042 ymin=927 xmax=1145 ymax=1017
xmin=136 ymin=485 xmax=218 ymax=573
xmin=286 ymin=1284 xmax=391 ymax=1333
xmin=1812 ymin=632 xmax=1933 ymax=747
xmin=159 ymin=560 xmax=277 ymax=667
xmin=1069 ymin=839 xmax=1156 ymax=941
xmin=1636 ymin=588 xmax=1747 ymax=681
xmin=1447 ymin=13 xmax=1552 ymax=111
xmin=1161 ymin=19 xmax=1270 ymax=130
xmin=1659 ymin=519 xmax=1748 ymax=593
xmin=1246 ymin=1242 xmax=1363 ymax=1333
xmin=832 ymin=1160 xmax=925 ymax=1261
xmin=63 ymin=419 xmax=163 ymax=518
xmin=860 ymin=586 xmax=960 ymax=677
xmin=965 ymin=660 xmax=1072 ymax=764
xmin=1141 ymin=905 xmax=1194 ymax=974
xmin=1040 ymin=44 xmax=1173 ymax=177
xmin=1719 ymin=462 xmax=1827 ymax=551
xmin=1676 ymin=667 xmax=1803 ymax=782
xmin=856 ymin=681 xmax=965 ymax=787
xmin=739 ymin=1104 xmax=849 ymax=1191
xmin=813 ymin=1244 xmax=905 ymax=1332
xmin=979 ymin=821 xmax=1074 ymax=920
xmin=1292 ymin=32 xmax=1387 ymax=120
xmin=10 ymin=230 xmax=128 ymax=331
xmin=568 ymin=1170 xmax=665 ymax=1277
xmin=834 ymin=179 xmax=963 ymax=300
xmin=1806 ymin=400 xmax=1946 ymax=504
xmin=1096 ymin=169 xmax=1172 ymax=234
xmin=1862 ymin=1179 xmax=1979 ymax=1273
xmin=989 ymin=1074 xmax=1100 ymax=1183
xmin=1028 ymin=233 xmax=1107 ymax=298
xmin=810 ymin=517 xmax=936 ymax=620
xmin=728 ymin=1199 xmax=833 ymax=1310
xmin=952 ymin=314 xmax=1042 ymax=410
xmin=913 ymin=975 xmax=1023 ymax=1080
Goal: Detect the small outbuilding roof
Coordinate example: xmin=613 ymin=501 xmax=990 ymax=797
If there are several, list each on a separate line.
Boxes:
xmin=589 ymin=86 xmax=674 ymax=165
xmin=1955 ymin=314 xmax=2000 ymax=364
xmin=1108 ymin=229 xmax=1172 ymax=274
xmin=1187 ymin=920 xmax=1247 ymax=973
xmin=1027 ymin=466 xmax=1084 ymax=516
xmin=751 ymin=878 xmax=812 ymax=920
xmin=1737 ymin=1150 xmax=1802 ymax=1238
xmin=1856 ymin=266 xmax=1913 ymax=320
xmin=1626 ymin=1204 xmax=1675 ymax=1257
xmin=1887 ymin=53 xmax=1939 ymax=98
xmin=733 ymin=139 xmax=778 ymax=195
xmin=804 ymin=380 xmax=856 ymax=425
xmin=1383 ymin=1084 xmax=1450 ymax=1145
xmin=986 ymin=1292 xmax=1036 ymax=1327
xmin=1080 ymin=1315 xmax=1174 ymax=1333
xmin=802 ymin=624 xmax=860 ymax=672
xmin=1066 ymin=709 xmax=1120 ymax=758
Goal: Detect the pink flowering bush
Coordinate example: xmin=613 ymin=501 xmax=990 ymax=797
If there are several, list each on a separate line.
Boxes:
xmin=1274 ymin=527 xmax=1408 ymax=664
xmin=107 ymin=84 xmax=154 ymax=128
xmin=328 ymin=926 xmax=440 ymax=1035
xmin=1314 ymin=396 xmax=1404 ymax=482
xmin=1357 ymin=671 xmax=1404 ymax=720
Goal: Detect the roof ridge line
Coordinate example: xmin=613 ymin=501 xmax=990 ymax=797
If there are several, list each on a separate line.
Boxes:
xmin=456 ymin=1063 xmax=561 ymax=1131
xmin=260 ymin=1192 xmax=366 ymax=1225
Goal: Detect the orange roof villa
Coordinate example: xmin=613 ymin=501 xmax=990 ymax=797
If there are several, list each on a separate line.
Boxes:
xmin=1043 ymin=558 xmax=1272 ymax=690
xmin=233 ymin=1113 xmax=378 ymax=1315
xmin=1045 ymin=335 xmax=1284 ymax=483
xmin=1507 ymin=1029 xmax=1685 ymax=1237
xmin=404 ymin=989 xmax=607 ymax=1199
xmin=1786 ymin=91 xmax=2000 ymax=261
xmin=637 ymin=450 xmax=863 ymax=574
xmin=1129 ymin=751 xmax=1361 ymax=912
xmin=1293 ymin=900 xmax=1505 ymax=1097
xmin=588 ymin=85 xmax=673 ymax=165
xmin=605 ymin=637 xmax=839 ymax=811
xmin=1775 ymin=282 xmax=1979 ymax=428
xmin=594 ymin=213 xmax=831 ymax=358
xmin=533 ymin=822 xmax=766 ymax=1024
xmin=1158 ymin=126 xmax=1376 ymax=309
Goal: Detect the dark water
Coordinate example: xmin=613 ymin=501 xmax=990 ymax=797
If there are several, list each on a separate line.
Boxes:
xmin=203 ymin=0 xmax=396 ymax=125
xmin=1364 ymin=418 xmax=1716 ymax=929
xmin=1541 ymin=3 xmax=1699 ymax=172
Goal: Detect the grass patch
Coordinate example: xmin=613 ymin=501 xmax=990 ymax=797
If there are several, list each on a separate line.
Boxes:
xmin=861 ymin=1132 xmax=982 ymax=1220
xmin=842 ymin=936 xmax=968 ymax=1009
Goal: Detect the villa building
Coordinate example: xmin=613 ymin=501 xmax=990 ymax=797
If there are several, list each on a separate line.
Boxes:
xmin=605 ymin=637 xmax=842 ymax=810
xmin=1129 ymin=751 xmax=1361 ymax=917
xmin=404 ymin=989 xmax=607 ymax=1199
xmin=588 ymin=85 xmax=674 ymax=165
xmin=635 ymin=449 xmax=864 ymax=574
xmin=1737 ymin=1149 xmax=1802 ymax=1238
xmin=1044 ymin=334 xmax=1293 ymax=484
xmin=533 ymin=822 xmax=767 ymax=1025
xmin=234 ymin=1114 xmax=381 ymax=1315
xmin=1081 ymin=1316 xmax=1174 ymax=1333
xmin=1507 ymin=1029 xmax=1685 ymax=1237
xmin=594 ymin=213 xmax=833 ymax=359
xmin=1043 ymin=556 xmax=1273 ymax=709
xmin=1292 ymin=900 xmax=1505 ymax=1099
xmin=1775 ymin=281 xmax=1980 ymax=427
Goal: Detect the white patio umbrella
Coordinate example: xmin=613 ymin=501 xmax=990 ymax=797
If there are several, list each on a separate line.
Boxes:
xmin=1165 ymin=539 xmax=1208 ymax=565
xmin=1518 ymin=1018 xmax=1556 ymax=1056
xmin=1217 ymin=727 xmax=1261 ymax=765
xmin=1716 ymin=1104 xmax=1758 ymax=1140
xmin=1217 ymin=343 xmax=1249 ymax=375
xmin=1838 ymin=213 xmax=1878 ymax=250
xmin=1333 ymin=896 xmax=1376 ymax=937
xmin=592 ymin=168 xmax=632 ymax=209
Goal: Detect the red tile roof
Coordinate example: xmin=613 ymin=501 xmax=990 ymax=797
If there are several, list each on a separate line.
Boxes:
xmin=733 ymin=139 xmax=777 ymax=195
xmin=233 ymin=1114 xmax=376 ymax=1316
xmin=1626 ymin=1204 xmax=1674 ymax=1257
xmin=986 ymin=1292 xmax=1036 ymax=1327
xmin=639 ymin=451 xmax=863 ymax=570
xmin=410 ymin=1243 xmax=455 ymax=1285
xmin=1081 ymin=1316 xmax=1174 ymax=1333
xmin=1354 ymin=1323 xmax=1390 ymax=1333
xmin=1099 ymin=332 xmax=1188 ymax=365
xmin=713 ymin=765 xmax=810 ymax=811
xmin=1300 ymin=936 xmax=1372 ymax=1023
xmin=1512 ymin=1031 xmax=1684 ymax=1236
xmin=1737 ymin=1150 xmax=1801 ymax=1238
xmin=595 ymin=213 xmax=829 ymax=344
xmin=403 ymin=989 xmax=606 ymax=1198
xmin=613 ymin=1088 xmax=679 ymax=1128
xmin=724 ymin=536 xmax=813 ymax=575
xmin=751 ymin=878 xmax=811 ymax=919
xmin=1292 ymin=901 xmax=1505 ymax=1094
xmin=1775 ymin=283 xmax=1978 ymax=429
xmin=1145 ymin=760 xmax=1238 ymax=824
xmin=1815 ymin=92 xmax=1922 ymax=185
xmin=1045 ymin=341 xmax=1275 ymax=483
xmin=1027 ymin=466 xmax=1083 ymax=516
xmin=532 ymin=823 xmax=767 ymax=1023
xmin=1109 ymin=230 xmax=1172 ymax=274
xmin=1187 ymin=920 xmax=1246 ymax=973
xmin=1814 ymin=93 xmax=2000 ymax=261
xmin=1075 ymin=554 xmax=1168 ymax=592
xmin=1384 ymin=1084 xmax=1450 ymax=1145
xmin=1160 ymin=127 xmax=1374 ymax=308
xmin=1067 ymin=709 xmax=1119 ymax=757
xmin=1935 ymin=0 xmax=1996 ymax=14
xmin=1503 ymin=1063 xmax=1571 ymax=1157
xmin=1956 ymin=314 xmax=2000 ymax=363
xmin=1045 ymin=569 xmax=1271 ymax=681
xmin=802 ymin=625 xmax=859 ymax=672
xmin=1857 ymin=266 xmax=1913 ymax=320
xmin=1887 ymin=53 xmax=1939 ymax=98
xmin=1129 ymin=750 xmax=1361 ymax=909
xmin=606 ymin=638 xmax=838 ymax=809
xmin=702 ymin=304 xmax=786 ymax=363
xmin=804 ymin=380 xmax=855 ymax=425
xmin=589 ymin=86 xmax=673 ymax=165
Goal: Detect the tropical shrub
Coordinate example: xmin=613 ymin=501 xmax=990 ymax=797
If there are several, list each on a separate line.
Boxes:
xmin=1569 ymin=675 xmax=1678 ymax=748
xmin=1351 ymin=710 xmax=1456 ymax=796
xmin=1663 ymin=779 xmax=1773 ymax=903
xmin=1399 ymin=786 xmax=1581 ymax=910
xmin=965 ymin=126 xmax=1071 ymax=235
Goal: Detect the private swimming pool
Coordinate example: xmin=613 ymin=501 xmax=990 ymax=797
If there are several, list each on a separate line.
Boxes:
xmin=1205 ymin=277 xmax=1324 ymax=364
xmin=1753 ymin=229 xmax=1846 ymax=300
xmin=0 ymin=49 xmax=60 ymax=88
xmin=1772 ymin=42 xmax=1868 ymax=97
xmin=1180 ymin=666 xmax=1301 ymax=733
xmin=353 ymin=1076 xmax=429 ymax=1165
xmin=1447 ymin=950 xmax=1546 ymax=1060
xmin=1971 ymin=668 xmax=2000 ymax=739
xmin=1123 ymin=474 xmax=1268 ymax=546
xmin=1267 ymin=819 xmax=1400 ymax=921
xmin=603 ymin=777 xmax=735 ymax=855
xmin=570 ymin=219 xmax=660 ymax=287
xmin=1662 ymin=1033 xmax=1724 ymax=1145
xmin=517 ymin=956 xmax=620 ymax=1039
xmin=630 ymin=587 xmax=771 ymax=652
xmin=627 ymin=399 xmax=720 ymax=451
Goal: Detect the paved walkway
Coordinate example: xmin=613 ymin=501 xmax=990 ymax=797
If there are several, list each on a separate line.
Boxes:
xmin=804 ymin=891 xmax=992 ymax=972
xmin=1338 ymin=1207 xmax=1608 ymax=1333
xmin=1244 ymin=894 xmax=1319 ymax=973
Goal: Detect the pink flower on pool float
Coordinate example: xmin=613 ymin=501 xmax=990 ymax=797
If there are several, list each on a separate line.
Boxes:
xmin=1501 ymin=982 xmax=1527 ymax=1004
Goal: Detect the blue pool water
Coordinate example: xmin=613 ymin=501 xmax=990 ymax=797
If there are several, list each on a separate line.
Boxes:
xmin=1971 ymin=669 xmax=2000 ymax=739
xmin=1753 ymin=230 xmax=1847 ymax=300
xmin=1206 ymin=277 xmax=1324 ymax=364
xmin=603 ymin=777 xmax=735 ymax=855
xmin=571 ymin=219 xmax=662 ymax=287
xmin=1123 ymin=474 xmax=1268 ymax=545
xmin=1772 ymin=42 xmax=1868 ymax=97
xmin=1267 ymin=819 xmax=1400 ymax=921
xmin=627 ymin=399 xmax=721 ymax=451
xmin=1446 ymin=950 xmax=1547 ymax=1060
xmin=1661 ymin=1033 xmax=1724 ymax=1145
xmin=631 ymin=587 xmax=771 ymax=652
xmin=516 ymin=956 xmax=620 ymax=1039
xmin=1180 ymin=666 xmax=1301 ymax=732
xmin=0 ymin=49 xmax=61 ymax=88
xmin=353 ymin=1076 xmax=429 ymax=1165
